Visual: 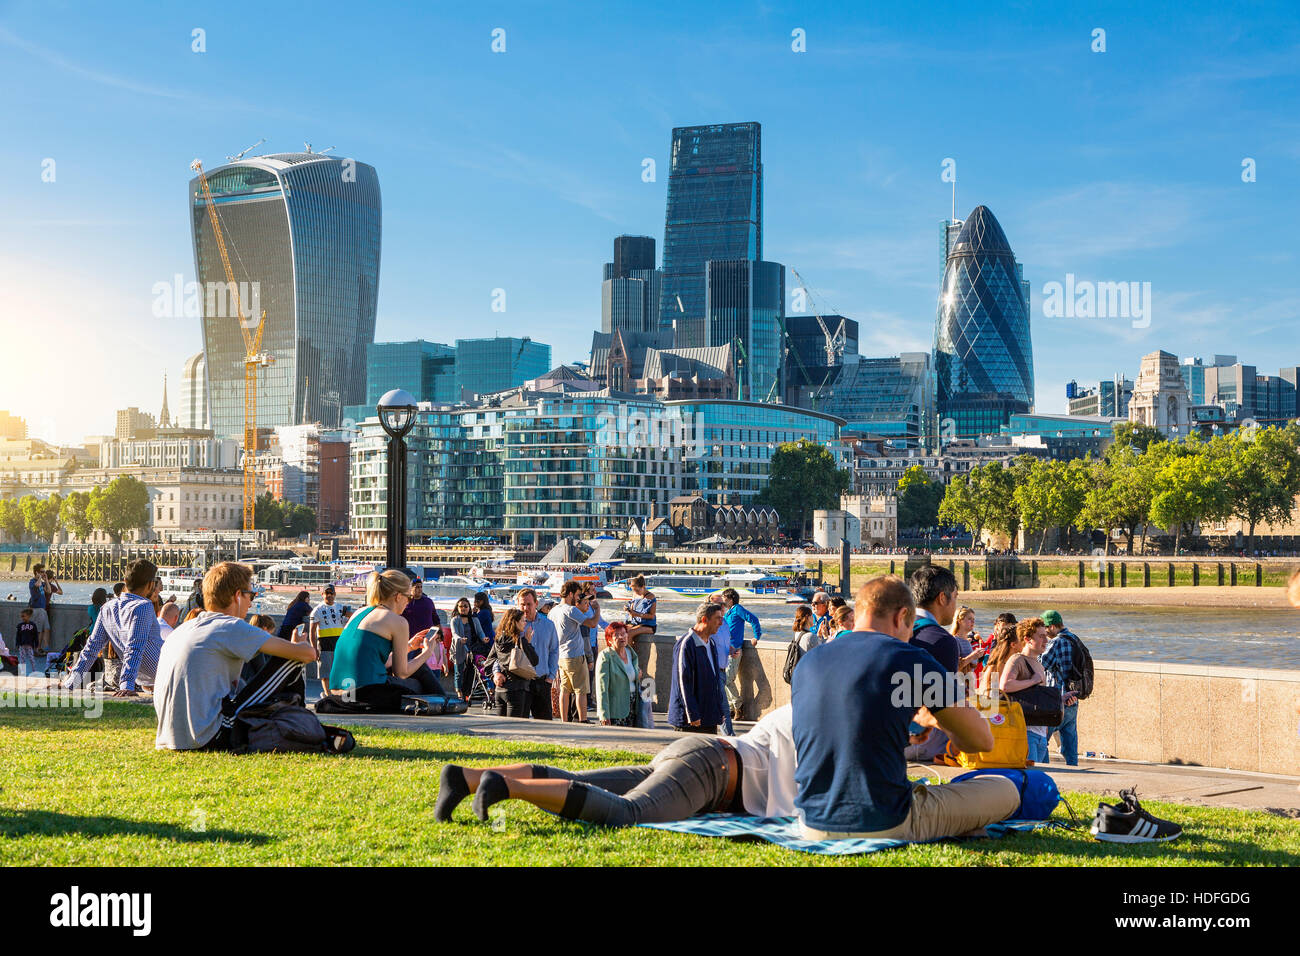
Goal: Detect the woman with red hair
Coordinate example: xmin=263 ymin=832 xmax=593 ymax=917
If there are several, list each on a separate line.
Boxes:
xmin=595 ymin=622 xmax=643 ymax=726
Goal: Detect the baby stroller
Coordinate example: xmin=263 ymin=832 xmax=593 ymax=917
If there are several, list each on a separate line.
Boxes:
xmin=45 ymin=626 xmax=97 ymax=679
xmin=467 ymin=653 xmax=497 ymax=712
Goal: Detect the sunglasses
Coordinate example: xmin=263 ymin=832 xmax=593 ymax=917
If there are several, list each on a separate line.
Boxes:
xmin=241 ymin=589 xmax=257 ymax=598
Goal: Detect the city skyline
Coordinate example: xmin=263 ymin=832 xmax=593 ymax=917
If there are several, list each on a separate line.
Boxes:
xmin=2 ymin=2 xmax=1298 ymax=443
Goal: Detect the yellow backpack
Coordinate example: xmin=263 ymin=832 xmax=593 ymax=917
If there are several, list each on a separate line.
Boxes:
xmin=944 ymin=696 xmax=1029 ymax=769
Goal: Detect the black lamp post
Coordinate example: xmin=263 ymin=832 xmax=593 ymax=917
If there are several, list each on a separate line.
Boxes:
xmin=377 ymin=388 xmax=418 ymax=571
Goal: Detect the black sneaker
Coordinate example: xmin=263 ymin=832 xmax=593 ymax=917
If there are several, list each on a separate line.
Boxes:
xmin=1090 ymin=788 xmax=1182 ymax=843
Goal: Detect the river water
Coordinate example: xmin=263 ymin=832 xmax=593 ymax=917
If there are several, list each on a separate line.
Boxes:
xmin=26 ymin=582 xmax=1299 ymax=671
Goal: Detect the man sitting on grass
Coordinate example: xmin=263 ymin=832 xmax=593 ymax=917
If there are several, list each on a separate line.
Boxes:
xmin=154 ymin=561 xmax=318 ymax=751
xmin=792 ymin=575 xmax=1021 ymax=842
xmin=64 ymin=558 xmax=164 ymax=696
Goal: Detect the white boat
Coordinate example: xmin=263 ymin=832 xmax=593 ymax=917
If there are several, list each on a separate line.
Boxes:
xmin=157 ymin=565 xmax=266 ymax=598
xmin=605 ymin=567 xmax=794 ymax=600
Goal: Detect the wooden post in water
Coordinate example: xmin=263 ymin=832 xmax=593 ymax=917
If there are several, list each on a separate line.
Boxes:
xmin=1168 ymin=563 xmax=1175 ymax=587
xmin=1143 ymin=562 xmax=1151 ymax=587
xmin=1078 ymin=561 xmax=1085 ymax=588
xmin=1192 ymin=564 xmax=1200 ymax=586
xmin=1230 ymin=563 xmax=1237 ymax=586
xmin=1256 ymin=563 xmax=1262 ymax=587
xmin=1107 ymin=563 xmax=1115 ymax=588
xmin=1217 ymin=563 xmax=1225 ymax=586
xmin=1120 ymin=563 xmax=1127 ymax=587
xmin=889 ymin=560 xmax=895 ymax=575
xmin=1098 ymin=563 xmax=1106 ymax=588
xmin=963 ymin=561 xmax=970 ymax=591
xmin=840 ymin=538 xmax=850 ymax=598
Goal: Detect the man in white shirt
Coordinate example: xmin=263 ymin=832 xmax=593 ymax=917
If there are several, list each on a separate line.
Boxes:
xmin=549 ymin=581 xmax=599 ymax=723
xmin=309 ymin=586 xmax=346 ymax=694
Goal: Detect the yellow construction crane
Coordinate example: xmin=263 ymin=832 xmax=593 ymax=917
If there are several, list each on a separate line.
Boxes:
xmin=190 ymin=157 xmax=271 ymax=532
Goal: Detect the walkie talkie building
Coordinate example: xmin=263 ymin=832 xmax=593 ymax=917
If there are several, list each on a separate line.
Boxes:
xmin=934 ymin=205 xmax=1034 ymax=439
xmin=189 ymin=152 xmax=381 ymax=438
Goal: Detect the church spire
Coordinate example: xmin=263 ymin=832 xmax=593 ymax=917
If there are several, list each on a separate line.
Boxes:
xmin=160 ymin=374 xmax=171 ymax=428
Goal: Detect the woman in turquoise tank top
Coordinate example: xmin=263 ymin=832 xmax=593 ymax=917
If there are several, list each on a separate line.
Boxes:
xmin=328 ymin=569 xmax=436 ymax=710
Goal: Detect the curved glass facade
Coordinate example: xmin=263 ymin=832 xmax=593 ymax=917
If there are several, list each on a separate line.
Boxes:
xmin=934 ymin=206 xmax=1033 ymax=438
xmin=191 ymin=153 xmax=381 ymax=438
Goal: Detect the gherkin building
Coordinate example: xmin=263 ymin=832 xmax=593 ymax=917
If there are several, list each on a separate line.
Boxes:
xmin=934 ymin=206 xmax=1033 ymax=439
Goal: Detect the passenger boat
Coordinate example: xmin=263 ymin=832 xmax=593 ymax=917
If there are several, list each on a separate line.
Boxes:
xmin=604 ymin=567 xmax=794 ymax=600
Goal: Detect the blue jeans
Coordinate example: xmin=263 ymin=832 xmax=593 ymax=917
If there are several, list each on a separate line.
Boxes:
xmin=718 ymin=666 xmax=733 ymax=735
xmin=1027 ymin=732 xmax=1048 ymax=764
xmin=1052 ymin=702 xmax=1079 ymax=765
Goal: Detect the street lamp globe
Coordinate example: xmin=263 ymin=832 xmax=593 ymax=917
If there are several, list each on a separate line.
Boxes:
xmin=377 ymin=388 xmax=418 ymax=438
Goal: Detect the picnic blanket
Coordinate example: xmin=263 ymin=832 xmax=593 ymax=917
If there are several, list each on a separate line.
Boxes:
xmin=641 ymin=813 xmax=1062 ymax=855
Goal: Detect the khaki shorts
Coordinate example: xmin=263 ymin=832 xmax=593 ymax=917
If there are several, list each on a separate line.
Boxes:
xmin=558 ymin=656 xmax=589 ymax=695
xmin=799 ymin=776 xmax=1021 ymax=842
xmin=27 ymin=608 xmax=49 ymax=634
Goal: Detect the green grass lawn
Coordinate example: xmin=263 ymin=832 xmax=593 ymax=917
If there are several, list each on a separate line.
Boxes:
xmin=3 ymin=703 xmax=1297 ymax=866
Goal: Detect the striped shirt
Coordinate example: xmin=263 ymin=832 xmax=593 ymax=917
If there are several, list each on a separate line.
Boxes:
xmin=65 ymin=593 xmax=164 ymax=692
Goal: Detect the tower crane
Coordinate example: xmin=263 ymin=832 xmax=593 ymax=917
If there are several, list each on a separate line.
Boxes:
xmin=190 ymin=156 xmax=272 ymax=532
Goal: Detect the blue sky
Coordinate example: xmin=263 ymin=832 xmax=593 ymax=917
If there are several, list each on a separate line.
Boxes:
xmin=1 ymin=0 xmax=1297 ymax=443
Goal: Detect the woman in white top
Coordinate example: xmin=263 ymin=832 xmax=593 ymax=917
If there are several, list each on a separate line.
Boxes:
xmin=435 ymin=704 xmax=798 ymax=826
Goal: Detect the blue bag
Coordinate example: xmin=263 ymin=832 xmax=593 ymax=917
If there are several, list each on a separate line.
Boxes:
xmin=951 ymin=768 xmax=1061 ymax=820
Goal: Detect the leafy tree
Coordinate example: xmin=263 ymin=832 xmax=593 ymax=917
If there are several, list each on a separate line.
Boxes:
xmin=896 ymin=465 xmax=944 ymax=531
xmin=87 ymin=476 xmax=150 ymax=544
xmin=1209 ymin=426 xmax=1300 ymax=551
xmin=20 ymin=494 xmax=62 ymax=543
xmin=281 ymin=502 xmax=318 ymax=538
xmin=1110 ymin=421 xmax=1165 ymax=456
xmin=59 ymin=491 xmax=95 ymax=541
xmin=1149 ymin=443 xmax=1222 ymax=554
xmin=937 ymin=462 xmax=1016 ymax=546
xmin=1015 ymin=459 xmax=1088 ymax=553
xmin=1078 ymin=445 xmax=1158 ymax=555
xmin=756 ymin=439 xmax=851 ymax=540
xmin=0 ymin=498 xmax=26 ymax=543
xmin=254 ymin=492 xmax=283 ymax=533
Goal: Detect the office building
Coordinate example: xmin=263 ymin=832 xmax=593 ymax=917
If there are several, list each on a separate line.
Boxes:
xmin=783 ymin=315 xmax=858 ymax=378
xmin=934 ymin=206 xmax=1035 ymax=439
xmin=179 ymin=352 xmax=208 ymax=430
xmin=100 ymin=435 xmax=239 ymax=470
xmin=115 ymin=407 xmax=157 ymax=441
xmin=365 ymin=340 xmax=457 ymax=407
xmin=454 ymin=337 xmax=551 ymax=399
xmin=601 ymin=236 xmax=661 ymax=335
xmin=1129 ymin=350 xmax=1191 ymax=436
xmin=658 ymin=123 xmax=763 ymax=338
xmin=704 ymin=258 xmax=784 ymax=402
xmin=1066 ymin=376 xmax=1134 ymax=418
xmin=0 ymin=411 xmax=27 ymax=440
xmin=793 ymin=353 xmax=937 ymax=449
xmin=190 ymin=151 xmax=381 ymax=438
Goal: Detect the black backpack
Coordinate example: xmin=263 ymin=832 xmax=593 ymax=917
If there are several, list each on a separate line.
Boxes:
xmin=782 ymin=636 xmax=805 ymax=685
xmin=230 ymin=700 xmax=356 ymax=755
xmin=1063 ymin=633 xmax=1094 ymax=700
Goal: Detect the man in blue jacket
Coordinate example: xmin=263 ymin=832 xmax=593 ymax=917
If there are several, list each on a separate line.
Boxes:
xmin=668 ymin=602 xmax=727 ymax=734
xmin=720 ymin=588 xmax=761 ymax=724
xmin=905 ymin=564 xmax=961 ymax=762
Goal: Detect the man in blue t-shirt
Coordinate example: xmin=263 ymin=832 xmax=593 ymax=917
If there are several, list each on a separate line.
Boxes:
xmin=792 ymin=575 xmax=1019 ymax=841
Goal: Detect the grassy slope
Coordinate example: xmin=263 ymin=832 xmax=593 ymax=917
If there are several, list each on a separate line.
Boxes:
xmin=3 ymin=704 xmax=1296 ymax=867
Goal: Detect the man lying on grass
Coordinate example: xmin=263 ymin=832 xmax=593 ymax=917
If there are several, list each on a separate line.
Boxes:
xmin=154 ymin=561 xmax=318 ymax=751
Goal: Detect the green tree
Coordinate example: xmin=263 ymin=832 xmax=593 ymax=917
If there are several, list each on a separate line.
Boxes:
xmin=937 ymin=462 xmax=1015 ymax=546
xmin=0 ymin=498 xmax=26 ymax=543
xmin=254 ymin=492 xmax=283 ymax=533
xmin=756 ymin=438 xmax=851 ymax=540
xmin=1110 ymin=421 xmax=1165 ymax=455
xmin=1149 ymin=443 xmax=1222 ymax=554
xmin=59 ymin=491 xmax=95 ymax=541
xmin=87 ymin=476 xmax=150 ymax=544
xmin=896 ymin=465 xmax=944 ymax=531
xmin=1209 ymin=425 xmax=1300 ymax=551
xmin=1015 ymin=459 xmax=1088 ymax=553
xmin=281 ymin=502 xmax=318 ymax=538
xmin=20 ymin=494 xmax=62 ymax=543
xmin=1078 ymin=445 xmax=1158 ymax=554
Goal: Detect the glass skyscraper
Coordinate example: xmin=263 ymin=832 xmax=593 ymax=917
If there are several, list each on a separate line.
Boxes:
xmin=190 ymin=152 xmax=381 ymax=438
xmin=704 ymin=259 xmax=784 ymax=403
xmin=934 ymin=206 xmax=1034 ymax=439
xmin=454 ymin=337 xmax=552 ymax=398
xmin=658 ymin=123 xmax=762 ymax=340
xmin=602 ymin=235 xmax=661 ymax=335
xmin=365 ymin=340 xmax=456 ymax=406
